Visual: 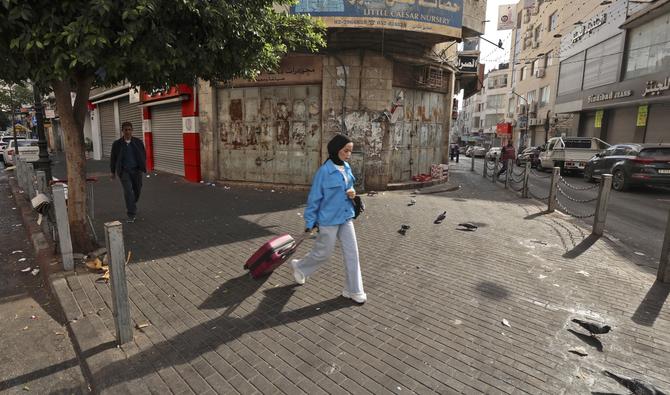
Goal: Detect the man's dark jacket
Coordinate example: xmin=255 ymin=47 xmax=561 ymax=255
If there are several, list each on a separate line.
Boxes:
xmin=110 ymin=137 xmax=147 ymax=175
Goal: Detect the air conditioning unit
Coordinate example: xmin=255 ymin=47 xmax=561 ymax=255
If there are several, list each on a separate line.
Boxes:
xmin=528 ymin=102 xmax=538 ymax=116
xmin=532 ymin=42 xmax=540 ymax=49
xmin=535 ymin=68 xmax=545 ymax=78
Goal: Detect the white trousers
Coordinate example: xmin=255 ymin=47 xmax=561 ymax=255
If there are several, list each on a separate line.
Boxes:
xmin=295 ymin=220 xmax=365 ymax=296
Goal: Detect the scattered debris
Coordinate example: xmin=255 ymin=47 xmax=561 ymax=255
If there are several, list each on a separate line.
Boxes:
xmin=11 ymin=250 xmax=23 ymax=254
xmin=398 ymin=224 xmax=410 ymax=236
xmin=86 ymin=258 xmax=103 ymax=270
xmin=22 ymin=385 xmax=29 ymax=391
xmin=568 ymin=346 xmax=588 ymax=356
xmin=20 ymin=267 xmax=31 ymax=273
xmin=407 ymin=199 xmax=416 ymax=206
xmin=576 ymin=270 xmax=590 ymax=277
xmin=531 ymin=240 xmax=548 ymax=245
xmin=30 ymin=315 xmax=37 ymax=320
xmin=457 ymin=223 xmax=478 ymax=231
xmin=501 ymin=319 xmax=511 ymax=327
xmin=634 ymin=251 xmax=646 ymax=256
xmin=18 ymin=257 xmax=26 ymax=262
xmin=366 ymin=191 xmax=378 ymax=197
xmin=22 ymin=326 xmax=28 ymax=331
xmin=30 ymin=268 xmax=39 ymax=276
xmin=434 ymin=211 xmax=446 ymax=224
xmin=96 ymin=271 xmax=110 ymax=283
xmin=146 ymin=174 xmax=150 ymax=178
xmin=135 ymin=323 xmax=150 ymax=329
xmin=271 ymin=189 xmax=275 ymax=193
xmin=572 ymin=318 xmax=611 ymax=336
xmin=453 ymin=319 xmax=462 ymax=325
xmin=538 ymin=274 xmax=547 ymax=279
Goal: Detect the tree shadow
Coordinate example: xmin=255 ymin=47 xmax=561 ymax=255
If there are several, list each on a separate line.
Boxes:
xmin=563 ymin=234 xmax=601 ymax=259
xmin=567 ymin=329 xmax=604 ymax=352
xmin=89 ymin=284 xmax=352 ymax=391
xmin=475 ymin=281 xmax=510 ymax=300
xmin=632 ymin=280 xmax=670 ymax=327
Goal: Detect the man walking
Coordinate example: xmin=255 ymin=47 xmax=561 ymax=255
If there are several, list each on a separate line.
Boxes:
xmin=110 ymin=122 xmax=146 ymax=223
xmin=498 ymin=140 xmax=516 ymax=177
xmin=450 ymin=143 xmax=460 ymax=163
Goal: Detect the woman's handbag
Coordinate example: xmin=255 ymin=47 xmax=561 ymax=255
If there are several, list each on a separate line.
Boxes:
xmin=352 ymin=196 xmax=365 ymax=219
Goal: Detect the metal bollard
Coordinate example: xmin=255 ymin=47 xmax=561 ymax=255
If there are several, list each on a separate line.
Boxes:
xmin=482 ymin=157 xmax=488 ymax=178
xmin=659 ymin=208 xmax=670 ymax=283
xmin=592 ymin=174 xmax=612 ymax=236
xmin=471 ymin=154 xmax=475 ymax=172
xmin=52 ymin=184 xmax=74 ymax=270
xmin=492 ymin=156 xmax=499 ymax=183
xmin=505 ymin=159 xmax=513 ymax=189
xmin=547 ymin=167 xmax=560 ymax=212
xmin=26 ymin=163 xmax=36 ymax=199
xmin=522 ymin=162 xmax=531 ymax=198
xmin=104 ymin=221 xmax=133 ymax=345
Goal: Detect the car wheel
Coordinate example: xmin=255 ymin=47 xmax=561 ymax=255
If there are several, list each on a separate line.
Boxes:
xmin=612 ymin=169 xmax=628 ymax=191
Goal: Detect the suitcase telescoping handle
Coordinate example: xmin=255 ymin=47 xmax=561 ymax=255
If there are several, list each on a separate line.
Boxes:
xmin=279 ymin=228 xmax=318 ymax=260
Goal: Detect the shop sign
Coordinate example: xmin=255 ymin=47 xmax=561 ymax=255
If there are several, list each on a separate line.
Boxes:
xmin=595 ymin=110 xmax=603 ymax=128
xmin=636 ymin=105 xmax=648 ymax=127
xmin=642 ymin=77 xmax=669 ymax=97
xmin=586 ymin=89 xmax=632 ymax=104
xmin=496 ymin=122 xmax=512 ymax=136
xmin=572 ymin=13 xmax=607 ymax=44
xmin=140 ymin=84 xmax=192 ymax=103
xmin=44 ymin=109 xmax=56 ymax=119
xmin=290 ymin=0 xmax=463 ymax=38
xmin=456 ymin=54 xmax=479 ymax=73
xmin=228 ymin=55 xmax=322 ymax=87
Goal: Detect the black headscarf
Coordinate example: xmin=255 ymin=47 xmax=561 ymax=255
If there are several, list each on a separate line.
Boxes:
xmin=327 ymin=134 xmax=352 ymax=166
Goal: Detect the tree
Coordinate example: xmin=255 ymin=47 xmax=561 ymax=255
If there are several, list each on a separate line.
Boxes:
xmin=0 ymin=81 xmax=33 ymax=130
xmin=0 ymin=0 xmax=324 ymax=252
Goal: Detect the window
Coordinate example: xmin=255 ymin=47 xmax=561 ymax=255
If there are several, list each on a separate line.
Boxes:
xmin=546 ymin=50 xmax=554 ymax=66
xmin=485 ymin=114 xmax=504 ymax=127
xmin=527 ymin=90 xmax=537 ymax=105
xmin=508 ymin=98 xmax=515 ymax=115
xmin=534 ymin=24 xmax=543 ymax=42
xmin=640 ymin=147 xmax=670 ymax=157
xmin=584 ymin=34 xmax=622 ymax=89
xmin=539 ymin=86 xmax=551 ymax=107
xmin=558 ymin=51 xmax=585 ymax=95
xmin=549 ymin=11 xmax=558 ymax=32
xmin=486 ymin=94 xmax=505 ymax=110
xmin=517 ymin=11 xmax=523 ymax=29
xmin=624 ymin=12 xmax=670 ymax=79
xmin=521 ymin=66 xmax=528 ymax=81
xmin=532 ymin=59 xmax=542 ymax=76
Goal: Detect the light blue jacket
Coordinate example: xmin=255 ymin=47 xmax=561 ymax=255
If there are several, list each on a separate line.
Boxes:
xmin=304 ymin=159 xmax=356 ymax=229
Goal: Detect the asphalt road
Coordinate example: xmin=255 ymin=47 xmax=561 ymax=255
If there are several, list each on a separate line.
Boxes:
xmin=462 ymin=157 xmax=670 ymax=267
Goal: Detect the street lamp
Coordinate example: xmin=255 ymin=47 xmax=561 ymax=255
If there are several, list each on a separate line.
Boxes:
xmin=32 ymin=84 xmax=51 ymax=181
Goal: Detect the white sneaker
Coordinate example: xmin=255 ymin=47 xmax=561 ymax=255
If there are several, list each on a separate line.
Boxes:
xmin=290 ymin=259 xmax=305 ymax=285
xmin=342 ymin=290 xmax=367 ymax=304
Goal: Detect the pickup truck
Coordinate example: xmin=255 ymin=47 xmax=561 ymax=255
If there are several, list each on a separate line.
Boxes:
xmin=537 ymin=137 xmax=610 ymax=173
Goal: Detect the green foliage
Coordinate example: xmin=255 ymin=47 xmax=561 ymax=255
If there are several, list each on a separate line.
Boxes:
xmin=0 ymin=0 xmax=325 ymax=88
xmin=0 ymin=81 xmax=33 ymax=112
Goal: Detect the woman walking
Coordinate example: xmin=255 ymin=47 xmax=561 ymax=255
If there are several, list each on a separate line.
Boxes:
xmin=291 ymin=134 xmax=367 ymax=304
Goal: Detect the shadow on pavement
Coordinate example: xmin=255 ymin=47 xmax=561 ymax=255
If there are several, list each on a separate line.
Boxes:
xmin=89 ymin=285 xmax=352 ymax=391
xmin=524 ymin=210 xmax=552 ymax=220
xmin=567 ymin=329 xmax=604 ymax=352
xmin=563 ymin=234 xmax=601 ymax=259
xmin=475 ymin=281 xmax=510 ymax=300
xmin=199 ymin=273 xmax=268 ymax=313
xmin=632 ymin=280 xmax=670 ymax=327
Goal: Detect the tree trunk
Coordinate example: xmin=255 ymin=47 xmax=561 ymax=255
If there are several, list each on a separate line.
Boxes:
xmin=52 ymin=76 xmax=96 ymax=253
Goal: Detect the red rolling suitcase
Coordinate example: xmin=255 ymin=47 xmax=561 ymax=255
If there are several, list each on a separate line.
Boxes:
xmin=244 ymin=233 xmax=309 ymax=279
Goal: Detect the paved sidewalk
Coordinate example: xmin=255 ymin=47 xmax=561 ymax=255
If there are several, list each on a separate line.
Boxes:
xmin=27 ymin=159 xmax=670 ymax=393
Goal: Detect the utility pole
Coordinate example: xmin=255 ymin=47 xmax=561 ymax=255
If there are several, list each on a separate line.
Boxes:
xmin=32 ymin=84 xmax=51 ymax=181
xmin=9 ymin=87 xmax=19 ymax=158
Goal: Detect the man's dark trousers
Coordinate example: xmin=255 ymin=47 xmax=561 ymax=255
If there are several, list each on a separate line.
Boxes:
xmin=120 ymin=169 xmax=142 ymax=217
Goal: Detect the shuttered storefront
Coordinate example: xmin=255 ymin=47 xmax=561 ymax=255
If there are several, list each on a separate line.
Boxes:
xmin=605 ymin=107 xmax=637 ymax=144
xmin=645 ymin=104 xmax=670 ymax=144
xmin=579 ymin=112 xmax=599 ymax=138
xmin=151 ymin=103 xmax=184 ymax=176
xmin=118 ymin=98 xmax=143 ymax=138
xmin=99 ymin=102 xmax=117 ymax=158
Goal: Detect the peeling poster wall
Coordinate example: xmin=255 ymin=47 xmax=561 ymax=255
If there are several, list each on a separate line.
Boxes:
xmin=217 ymin=85 xmax=322 ymax=185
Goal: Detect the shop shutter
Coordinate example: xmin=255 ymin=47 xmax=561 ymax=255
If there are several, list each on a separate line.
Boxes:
xmin=605 ymin=107 xmax=637 ymax=144
xmin=151 ymin=103 xmax=184 ymax=176
xmin=118 ymin=98 xmax=143 ymax=139
xmin=99 ymin=101 xmax=118 ymax=158
xmin=579 ymin=112 xmax=599 ymax=138
xmin=645 ymin=104 xmax=670 ymax=144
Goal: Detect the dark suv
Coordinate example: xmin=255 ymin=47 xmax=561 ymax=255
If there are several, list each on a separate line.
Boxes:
xmin=584 ymin=144 xmax=670 ymax=191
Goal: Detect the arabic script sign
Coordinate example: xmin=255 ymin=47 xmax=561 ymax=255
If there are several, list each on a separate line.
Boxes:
xmin=228 ymin=55 xmax=323 ymax=87
xmin=642 ymin=77 xmax=670 ymax=97
xmin=571 ymin=13 xmax=606 ymax=44
xmin=291 ymin=0 xmax=463 ymax=38
xmin=456 ymin=54 xmax=478 ymax=73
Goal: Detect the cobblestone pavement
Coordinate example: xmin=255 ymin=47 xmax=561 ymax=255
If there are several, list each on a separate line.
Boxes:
xmin=0 ymin=171 xmax=88 ymax=394
xmin=33 ymin=159 xmax=670 ymax=393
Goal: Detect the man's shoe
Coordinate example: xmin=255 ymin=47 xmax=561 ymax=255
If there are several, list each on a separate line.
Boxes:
xmin=126 ymin=216 xmax=136 ymax=223
xmin=342 ymin=290 xmax=367 ymax=304
xmin=290 ymin=259 xmax=305 ymax=285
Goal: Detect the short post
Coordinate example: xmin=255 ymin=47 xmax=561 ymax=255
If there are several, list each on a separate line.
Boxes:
xmin=492 ymin=156 xmax=499 ymax=183
xmin=470 ymin=154 xmax=475 ymax=172
xmin=104 ymin=221 xmax=133 ymax=345
xmin=547 ymin=167 xmax=560 ymax=212
xmin=482 ymin=158 xmax=488 ymax=178
xmin=522 ymin=162 xmax=531 ymax=198
xmin=592 ymin=174 xmax=612 ymax=236
xmin=36 ymin=171 xmax=51 ymax=238
xmin=52 ymin=184 xmax=74 ymax=270
xmin=505 ymin=159 xmax=513 ymax=189
xmin=26 ymin=163 xmax=36 ymax=199
xmin=16 ymin=159 xmax=25 ymax=191
xmin=658 ymin=208 xmax=670 ymax=283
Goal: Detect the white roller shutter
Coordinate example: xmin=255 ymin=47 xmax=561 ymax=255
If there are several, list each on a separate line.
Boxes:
xmin=151 ymin=103 xmax=184 ymax=176
xmin=99 ymin=102 xmax=118 ymax=158
xmin=118 ymin=98 xmax=143 ymax=138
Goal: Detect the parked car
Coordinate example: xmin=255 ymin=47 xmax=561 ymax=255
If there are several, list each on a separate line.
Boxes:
xmin=516 ymin=146 xmax=541 ymax=168
xmin=0 ymin=136 xmax=25 ymax=163
xmin=486 ymin=147 xmax=502 ymax=161
xmin=3 ymin=139 xmax=39 ymax=166
xmin=583 ymin=143 xmax=670 ymax=191
xmin=538 ymin=136 xmax=610 ymax=173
